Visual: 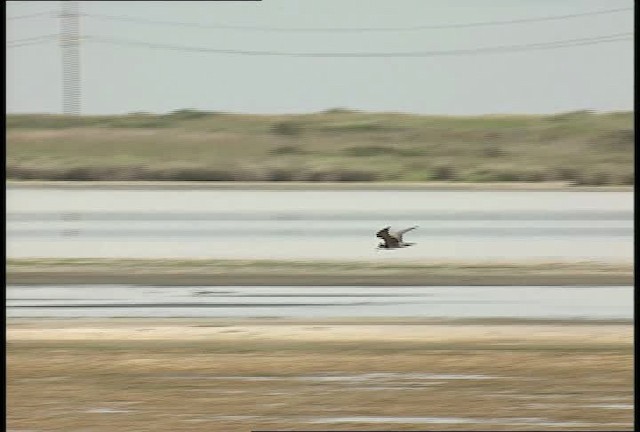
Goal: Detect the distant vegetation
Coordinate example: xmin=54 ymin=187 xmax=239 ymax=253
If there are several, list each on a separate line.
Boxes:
xmin=6 ymin=109 xmax=634 ymax=185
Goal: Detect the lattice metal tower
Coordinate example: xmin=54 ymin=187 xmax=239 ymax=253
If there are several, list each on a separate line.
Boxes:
xmin=60 ymin=1 xmax=80 ymax=115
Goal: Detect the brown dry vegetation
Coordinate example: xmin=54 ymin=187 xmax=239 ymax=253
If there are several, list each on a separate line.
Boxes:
xmin=6 ymin=109 xmax=634 ymax=184
xmin=7 ymin=319 xmax=633 ymax=431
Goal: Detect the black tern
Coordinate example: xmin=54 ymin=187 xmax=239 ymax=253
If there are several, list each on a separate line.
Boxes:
xmin=376 ymin=226 xmax=418 ymax=250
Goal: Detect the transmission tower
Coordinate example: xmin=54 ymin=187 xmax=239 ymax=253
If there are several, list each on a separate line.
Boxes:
xmin=60 ymin=1 xmax=80 ymax=115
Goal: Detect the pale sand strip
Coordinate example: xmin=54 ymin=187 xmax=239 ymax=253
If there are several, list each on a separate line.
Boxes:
xmin=7 ymin=320 xmax=632 ymax=345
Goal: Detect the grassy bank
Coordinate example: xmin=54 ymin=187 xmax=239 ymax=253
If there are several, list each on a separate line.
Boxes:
xmin=6 ymin=109 xmax=634 ymax=185
xmin=7 ymin=258 xmax=633 ymax=286
xmin=7 ymin=319 xmax=633 ymax=431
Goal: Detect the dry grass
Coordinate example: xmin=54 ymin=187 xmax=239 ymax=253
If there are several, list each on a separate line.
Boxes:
xmin=7 ymin=319 xmax=633 ymax=431
xmin=6 ymin=110 xmax=634 ymax=184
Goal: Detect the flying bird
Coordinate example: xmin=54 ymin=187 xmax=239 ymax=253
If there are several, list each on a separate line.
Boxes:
xmin=376 ymin=226 xmax=418 ymax=250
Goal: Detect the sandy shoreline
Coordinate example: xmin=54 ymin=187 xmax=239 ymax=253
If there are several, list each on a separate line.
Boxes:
xmin=8 ymin=317 xmax=633 ymax=431
xmin=8 ymin=290 xmax=633 ymax=430
xmin=7 ymin=317 xmax=633 ymax=344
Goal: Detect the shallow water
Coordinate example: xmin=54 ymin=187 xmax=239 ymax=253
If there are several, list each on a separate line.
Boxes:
xmin=308 ymin=416 xmax=592 ymax=427
xmin=160 ymin=372 xmax=497 ymax=382
xmin=6 ymin=187 xmax=633 ymax=260
xmin=84 ymin=408 xmax=132 ymax=414
xmin=6 ymin=285 xmax=632 ymax=319
xmin=582 ymin=404 xmax=634 ymax=410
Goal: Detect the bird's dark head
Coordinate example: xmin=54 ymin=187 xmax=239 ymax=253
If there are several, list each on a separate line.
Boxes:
xmin=376 ymin=226 xmax=391 ymax=239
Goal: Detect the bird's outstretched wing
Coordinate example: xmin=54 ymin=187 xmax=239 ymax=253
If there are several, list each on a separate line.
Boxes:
xmin=376 ymin=226 xmax=400 ymax=248
xmin=391 ymin=225 xmax=418 ymax=243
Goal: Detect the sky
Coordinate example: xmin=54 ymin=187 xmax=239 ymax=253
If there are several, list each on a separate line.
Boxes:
xmin=6 ymin=0 xmax=634 ymax=116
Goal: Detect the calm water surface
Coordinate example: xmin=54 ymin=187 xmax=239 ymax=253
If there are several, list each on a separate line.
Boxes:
xmin=6 ymin=187 xmax=632 ymax=261
xmin=6 ymin=285 xmax=632 ymax=319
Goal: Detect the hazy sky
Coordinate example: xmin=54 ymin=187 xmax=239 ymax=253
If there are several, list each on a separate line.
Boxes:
xmin=6 ymin=0 xmax=634 ymax=115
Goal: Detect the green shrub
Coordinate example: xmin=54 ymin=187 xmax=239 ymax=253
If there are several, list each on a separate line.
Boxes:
xmin=430 ymin=164 xmax=457 ymax=181
xmin=263 ymin=168 xmax=296 ymax=181
xmin=618 ymin=172 xmax=634 ymax=185
xmin=321 ymin=120 xmax=390 ymax=133
xmin=547 ymin=110 xmax=594 ymax=122
xmin=344 ymin=145 xmax=424 ymax=157
xmin=102 ymin=116 xmax=170 ymax=128
xmin=551 ymin=167 xmax=580 ymax=182
xmin=482 ymin=144 xmax=505 ymax=158
xmin=322 ymin=107 xmax=357 ymax=114
xmin=573 ymin=172 xmax=611 ymax=186
xmin=270 ymin=145 xmax=305 ymax=155
xmin=271 ymin=121 xmax=302 ymax=136
xmin=333 ymin=169 xmax=378 ymax=182
xmin=164 ymin=109 xmax=215 ymax=120
xmin=304 ymin=168 xmax=378 ymax=182
xmin=492 ymin=170 xmax=521 ymax=182
xmin=6 ymin=115 xmax=102 ymax=129
xmin=590 ymin=129 xmax=634 ymax=149
xmin=344 ymin=145 xmax=394 ymax=156
xmin=519 ymin=169 xmax=548 ymax=182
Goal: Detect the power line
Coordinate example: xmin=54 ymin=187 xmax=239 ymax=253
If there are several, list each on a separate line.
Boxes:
xmin=85 ymin=32 xmax=632 ymax=58
xmin=60 ymin=0 xmax=81 ymax=116
xmin=7 ymin=40 xmax=57 ymax=48
xmin=7 ymin=34 xmax=59 ymax=44
xmin=6 ymin=34 xmax=58 ymax=48
xmin=6 ymin=11 xmax=56 ymax=20
xmin=82 ymin=7 xmax=632 ymax=32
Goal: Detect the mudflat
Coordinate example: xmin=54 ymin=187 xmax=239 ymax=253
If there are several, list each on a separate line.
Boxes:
xmin=7 ymin=318 xmax=633 ymax=431
xmin=6 ymin=258 xmax=633 ymax=286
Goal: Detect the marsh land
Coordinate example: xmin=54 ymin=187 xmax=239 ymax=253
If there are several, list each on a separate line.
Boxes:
xmin=6 ymin=109 xmax=633 ymax=185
